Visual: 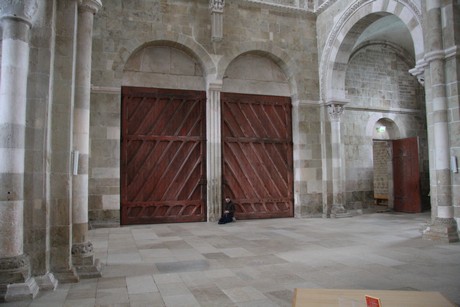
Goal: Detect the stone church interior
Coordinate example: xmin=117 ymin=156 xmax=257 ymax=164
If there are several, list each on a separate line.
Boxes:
xmin=0 ymin=0 xmax=459 ymax=304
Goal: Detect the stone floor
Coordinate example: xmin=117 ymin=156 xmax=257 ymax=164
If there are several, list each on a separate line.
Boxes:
xmin=4 ymin=212 xmax=460 ymax=306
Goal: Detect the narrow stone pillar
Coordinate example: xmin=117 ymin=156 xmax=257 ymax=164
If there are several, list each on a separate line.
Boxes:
xmin=0 ymin=0 xmax=39 ymax=301
xmin=327 ymin=102 xmax=349 ymax=218
xmin=71 ymin=0 xmax=102 ymax=277
xmin=209 ymin=0 xmax=224 ymax=42
xmin=422 ymin=1 xmax=459 ymax=242
xmin=206 ymin=82 xmax=223 ymax=222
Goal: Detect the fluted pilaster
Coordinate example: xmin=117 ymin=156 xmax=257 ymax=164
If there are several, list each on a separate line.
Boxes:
xmin=206 ymin=82 xmax=223 ymax=221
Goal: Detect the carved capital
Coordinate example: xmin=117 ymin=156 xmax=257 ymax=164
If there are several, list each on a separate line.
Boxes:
xmin=71 ymin=241 xmax=94 ymax=257
xmin=209 ymin=0 xmax=224 ymax=13
xmin=0 ymin=0 xmax=38 ymax=24
xmin=79 ymin=0 xmax=102 ymax=15
xmin=327 ymin=103 xmax=344 ymax=122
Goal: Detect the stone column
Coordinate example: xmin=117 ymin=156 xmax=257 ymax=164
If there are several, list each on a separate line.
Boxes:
xmin=71 ymin=0 xmax=102 ymax=277
xmin=0 ymin=0 xmax=39 ymax=301
xmin=209 ymin=0 xmax=224 ymax=42
xmin=206 ymin=81 xmax=223 ymax=222
xmin=327 ymin=102 xmax=349 ymax=218
xmin=422 ymin=1 xmax=459 ymax=242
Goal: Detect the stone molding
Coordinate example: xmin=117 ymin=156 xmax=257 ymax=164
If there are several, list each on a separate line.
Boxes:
xmin=0 ymin=255 xmax=30 ymax=284
xmin=0 ymin=0 xmax=37 ymax=24
xmin=409 ymin=46 xmax=460 ymax=82
xmin=71 ymin=242 xmax=94 ymax=257
xmin=327 ymin=103 xmax=344 ymax=122
xmin=0 ymin=254 xmax=29 ymax=271
xmin=236 ymin=0 xmax=314 ymax=15
xmin=79 ymin=0 xmax=102 ymax=14
xmin=209 ymin=0 xmax=224 ymax=13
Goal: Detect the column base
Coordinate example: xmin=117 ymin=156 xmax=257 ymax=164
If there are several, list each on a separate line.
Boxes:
xmin=422 ymin=218 xmax=459 ymax=243
xmin=35 ymin=272 xmax=58 ymax=291
xmin=53 ymin=268 xmax=79 ymax=283
xmin=74 ymin=258 xmax=102 ymax=279
xmin=0 ymin=278 xmax=39 ymax=302
xmin=331 ymin=204 xmax=353 ymax=218
xmin=72 ymin=242 xmax=102 ymax=279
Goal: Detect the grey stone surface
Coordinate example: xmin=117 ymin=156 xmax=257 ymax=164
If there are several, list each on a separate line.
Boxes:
xmin=2 ymin=213 xmax=460 ymax=306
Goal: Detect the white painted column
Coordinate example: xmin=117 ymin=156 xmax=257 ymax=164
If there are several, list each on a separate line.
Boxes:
xmin=206 ymin=82 xmax=223 ymax=222
xmin=0 ymin=0 xmax=39 ymax=301
xmin=71 ymin=0 xmax=103 ymax=276
xmin=422 ymin=1 xmax=459 ymax=242
xmin=327 ymin=102 xmax=349 ymax=218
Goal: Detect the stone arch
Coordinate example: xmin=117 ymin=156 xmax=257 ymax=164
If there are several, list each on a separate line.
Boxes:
xmin=320 ymin=0 xmax=423 ymax=102
xmin=372 ymin=118 xmax=401 ymax=140
xmin=366 ymin=114 xmax=403 ymax=139
xmin=114 ymin=33 xmax=216 ymax=81
xmin=217 ymin=42 xmax=299 ymax=100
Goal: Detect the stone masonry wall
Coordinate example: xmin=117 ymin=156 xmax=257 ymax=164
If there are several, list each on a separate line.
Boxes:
xmin=344 ymin=43 xmax=428 ymax=210
xmin=89 ymin=0 xmax=320 ymax=223
xmin=372 ymin=141 xmax=390 ymax=199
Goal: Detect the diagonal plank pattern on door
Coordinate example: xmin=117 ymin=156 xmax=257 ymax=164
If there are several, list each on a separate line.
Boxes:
xmin=221 ymin=93 xmax=294 ymax=219
xmin=121 ymin=87 xmax=206 ymax=225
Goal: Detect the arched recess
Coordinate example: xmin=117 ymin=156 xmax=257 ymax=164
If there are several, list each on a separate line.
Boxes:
xmin=219 ymin=50 xmax=295 ymax=220
xmin=320 ymin=0 xmax=423 ymax=102
xmin=120 ymin=42 xmax=210 ymax=225
xmin=217 ymin=42 xmax=299 ymax=100
xmin=113 ymin=32 xmax=216 ymax=80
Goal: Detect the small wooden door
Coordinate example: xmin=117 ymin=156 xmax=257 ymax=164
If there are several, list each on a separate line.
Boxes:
xmin=121 ymin=87 xmax=206 ymax=225
xmin=221 ymin=92 xmax=293 ymax=219
xmin=392 ymin=137 xmax=421 ymax=213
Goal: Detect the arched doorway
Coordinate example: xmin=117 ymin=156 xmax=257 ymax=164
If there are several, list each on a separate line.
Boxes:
xmin=120 ymin=45 xmax=207 ymax=224
xmin=372 ymin=118 xmax=399 ymax=211
xmin=221 ymin=53 xmax=294 ymax=220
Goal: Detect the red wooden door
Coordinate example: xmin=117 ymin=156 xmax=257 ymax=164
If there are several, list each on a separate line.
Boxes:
xmin=392 ymin=137 xmax=421 ymax=213
xmin=121 ymin=87 xmax=206 ymax=225
xmin=221 ymin=93 xmax=293 ymax=219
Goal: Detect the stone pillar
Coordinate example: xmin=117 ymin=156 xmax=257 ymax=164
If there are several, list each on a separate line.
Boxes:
xmin=71 ymin=0 xmax=102 ymax=277
xmin=422 ymin=1 xmax=459 ymax=242
xmin=209 ymin=0 xmax=224 ymax=42
xmin=206 ymin=82 xmax=223 ymax=222
xmin=327 ymin=102 xmax=349 ymax=218
xmin=0 ymin=0 xmax=39 ymax=301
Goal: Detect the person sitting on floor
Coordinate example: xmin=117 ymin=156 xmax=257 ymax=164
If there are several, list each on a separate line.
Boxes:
xmin=218 ymin=197 xmax=235 ymax=224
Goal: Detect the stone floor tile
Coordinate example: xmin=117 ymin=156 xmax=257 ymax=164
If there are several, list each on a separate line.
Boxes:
xmin=155 ymin=259 xmax=209 ymax=274
xmin=223 ymin=286 xmax=268 ymax=303
xmin=8 ymin=212 xmax=460 ymax=306
xmin=97 ymin=276 xmax=127 ymax=290
xmin=129 ymin=292 xmax=165 ymax=307
xmin=158 ymin=282 xmax=191 ymax=297
xmin=236 ymin=298 xmax=281 ymax=307
xmin=153 ymin=273 xmax=183 ymax=284
xmin=63 ymin=298 xmax=96 ymax=307
xmin=126 ymin=275 xmax=158 ymax=294
xmin=107 ymin=252 xmax=142 ymax=265
xmin=95 ymin=288 xmax=129 ymax=305
xmin=162 ymin=293 xmax=201 ymax=307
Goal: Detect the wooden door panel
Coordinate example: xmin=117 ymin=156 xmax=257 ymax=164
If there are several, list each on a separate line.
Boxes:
xmin=121 ymin=87 xmax=206 ymax=225
xmin=222 ymin=93 xmax=293 ymax=219
xmin=392 ymin=137 xmax=421 ymax=213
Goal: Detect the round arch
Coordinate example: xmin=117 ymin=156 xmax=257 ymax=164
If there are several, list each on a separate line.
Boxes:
xmin=216 ymin=41 xmax=299 ymax=100
xmin=115 ymin=32 xmax=216 ymax=81
xmin=320 ymin=0 xmax=423 ymax=102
